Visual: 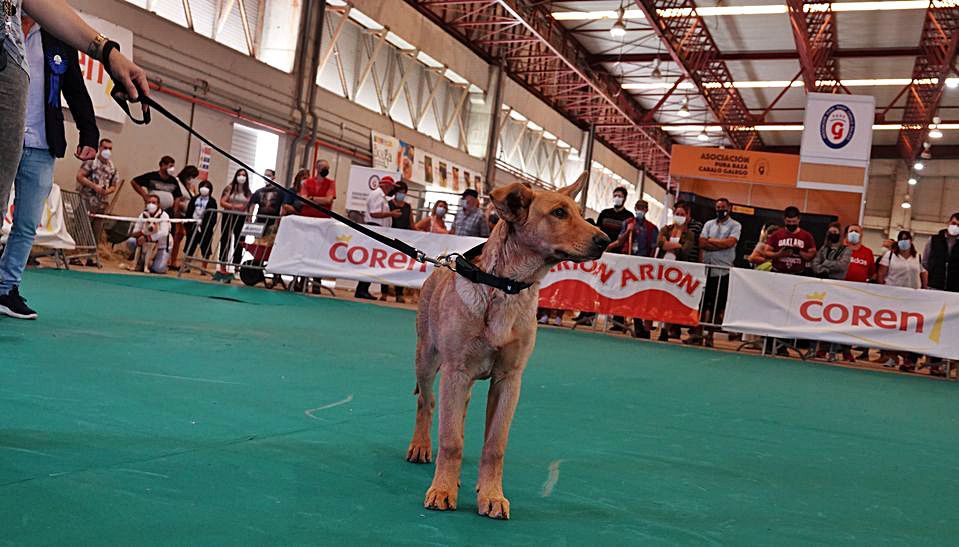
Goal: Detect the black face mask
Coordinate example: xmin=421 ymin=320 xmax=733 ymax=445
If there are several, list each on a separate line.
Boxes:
xmin=319 ymin=168 xmax=330 ymax=178
xmin=827 ymin=232 xmax=840 ymax=243
xmin=716 ymin=209 xmax=728 ymax=219
xmin=786 ymin=223 xmax=800 ymax=232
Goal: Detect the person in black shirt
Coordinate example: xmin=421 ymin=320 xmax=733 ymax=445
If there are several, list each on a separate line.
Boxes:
xmin=131 ymin=155 xmax=183 ymax=212
xmin=575 ymin=186 xmax=633 ymax=328
xmin=385 ymin=181 xmax=414 ymax=303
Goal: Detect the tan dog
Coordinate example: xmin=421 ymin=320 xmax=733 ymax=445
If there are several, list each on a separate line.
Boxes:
xmin=406 ymin=173 xmax=609 ymax=519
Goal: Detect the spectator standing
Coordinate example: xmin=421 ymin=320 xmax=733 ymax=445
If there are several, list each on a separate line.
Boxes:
xmin=843 ymin=224 xmax=875 ymax=283
xmin=607 ymin=199 xmax=659 ymax=338
xmin=214 ymin=168 xmax=251 ymax=283
xmin=125 ymin=194 xmax=171 ymax=274
xmin=747 ymin=223 xmax=779 ymax=271
xmin=299 ymin=159 xmax=336 ymax=217
xmin=451 ymin=188 xmax=489 ymax=238
xmin=184 ymin=180 xmax=218 ymax=272
xmin=131 ymin=155 xmax=182 ymax=212
xmin=354 ymin=176 xmax=398 ymax=300
xmin=76 ymin=138 xmax=119 ymax=239
xmin=415 ymin=200 xmax=450 ymax=234
xmin=689 ymin=197 xmax=741 ymax=346
xmin=168 ymin=165 xmax=199 ymax=271
xmin=0 ymin=14 xmax=99 ymax=320
xmin=810 ymin=221 xmax=850 ymax=280
xmin=877 ymin=230 xmax=928 ymax=371
xmin=921 ymin=213 xmax=959 ymax=376
xmin=248 ymin=178 xmax=285 ymax=232
xmin=385 ymin=181 xmax=414 ymax=303
xmin=282 ymin=168 xmax=310 ymax=216
xmin=763 ymin=206 xmax=817 ymax=275
xmin=577 ymin=186 xmax=634 ymax=327
xmin=655 ymin=202 xmax=698 ymax=342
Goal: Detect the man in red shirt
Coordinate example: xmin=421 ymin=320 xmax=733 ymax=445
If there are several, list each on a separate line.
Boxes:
xmin=843 ymin=224 xmax=876 ymax=283
xmin=299 ymin=159 xmax=336 ymax=217
xmin=763 ymin=206 xmax=817 ymax=274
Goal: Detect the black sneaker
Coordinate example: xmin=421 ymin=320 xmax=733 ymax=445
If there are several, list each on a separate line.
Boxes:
xmin=0 ymin=287 xmax=38 ymax=319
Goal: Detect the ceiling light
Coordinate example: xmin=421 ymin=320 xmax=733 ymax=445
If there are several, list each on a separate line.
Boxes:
xmin=929 ymin=116 xmax=943 ymax=139
xmin=908 ymin=176 xmax=918 ymax=186
xmin=914 ymin=160 xmax=925 ymax=170
xmin=651 ymin=59 xmax=663 ymax=80
xmin=610 ymin=7 xmax=627 ymax=37
xmin=678 ymin=97 xmax=690 ymax=117
xmin=901 ymin=200 xmax=912 ymax=209
xmin=697 ymin=130 xmax=710 ymax=142
xmin=947 ymin=78 xmax=959 ymax=89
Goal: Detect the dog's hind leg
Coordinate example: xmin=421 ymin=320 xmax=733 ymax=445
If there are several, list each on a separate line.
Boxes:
xmin=406 ymin=341 xmax=438 ymax=463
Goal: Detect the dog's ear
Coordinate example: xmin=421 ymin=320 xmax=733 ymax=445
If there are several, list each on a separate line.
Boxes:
xmin=490 ymin=182 xmax=534 ymax=224
xmin=557 ymin=171 xmax=588 ymax=199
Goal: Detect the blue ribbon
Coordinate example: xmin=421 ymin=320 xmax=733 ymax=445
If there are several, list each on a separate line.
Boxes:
xmin=46 ymin=50 xmax=67 ymax=109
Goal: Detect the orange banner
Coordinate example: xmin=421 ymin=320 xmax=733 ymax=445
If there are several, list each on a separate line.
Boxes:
xmin=669 ymin=144 xmax=800 ymax=186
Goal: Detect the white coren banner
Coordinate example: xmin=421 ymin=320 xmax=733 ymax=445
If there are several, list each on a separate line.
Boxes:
xmin=267 ymin=217 xmax=484 ymax=286
xmin=723 ymin=269 xmax=959 ymax=360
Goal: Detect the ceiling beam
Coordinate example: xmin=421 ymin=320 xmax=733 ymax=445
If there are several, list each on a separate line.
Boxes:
xmin=588 ymin=47 xmax=923 ymax=65
xmin=632 ymin=0 xmax=761 ymax=150
xmin=766 ymin=144 xmax=959 ymax=160
xmin=786 ymin=0 xmax=843 ymax=92
xmin=405 ymin=0 xmax=674 ymax=180
xmin=898 ymin=3 xmax=959 ymax=163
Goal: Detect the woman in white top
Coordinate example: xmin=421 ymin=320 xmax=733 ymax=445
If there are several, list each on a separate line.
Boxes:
xmin=215 ymin=169 xmax=252 ymax=282
xmin=876 ymin=230 xmax=928 ymax=370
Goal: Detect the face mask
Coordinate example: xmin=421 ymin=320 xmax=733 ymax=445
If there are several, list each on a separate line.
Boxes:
xmin=436 ymin=207 xmax=446 ymax=216
xmin=395 ymin=192 xmax=406 ymax=201
xmin=100 ymin=149 xmax=112 ymax=160
xmin=166 ymin=167 xmax=177 ymax=176
xmin=236 ymin=175 xmax=247 ymax=184
xmin=319 ymin=168 xmax=330 ymax=178
xmin=898 ymin=239 xmax=912 ymax=251
xmin=146 ymin=203 xmax=158 ymax=214
xmin=635 ymin=211 xmax=646 ymax=221
xmin=847 ymin=232 xmax=861 ymax=245
xmin=716 ymin=209 xmax=728 ymax=219
xmin=199 ymin=187 xmax=211 ymax=197
xmin=786 ymin=223 xmax=799 ymax=232
xmin=827 ymin=232 xmax=840 ymax=243
xmin=613 ymin=197 xmax=624 ymax=207
xmin=674 ymin=215 xmax=687 ymax=226
xmin=948 ymin=224 xmax=959 ymax=237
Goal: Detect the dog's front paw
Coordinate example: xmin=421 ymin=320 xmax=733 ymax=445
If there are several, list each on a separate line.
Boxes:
xmin=406 ymin=440 xmax=432 ymax=463
xmin=424 ymin=485 xmax=458 ymax=511
xmin=477 ymin=492 xmax=510 ymax=520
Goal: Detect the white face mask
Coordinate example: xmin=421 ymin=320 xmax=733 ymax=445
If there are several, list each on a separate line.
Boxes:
xmin=613 ymin=196 xmax=624 ymax=207
xmin=395 ymin=192 xmax=407 ymax=201
xmin=236 ymin=175 xmax=247 ymax=184
xmin=847 ymin=232 xmax=861 ymax=245
xmin=436 ymin=207 xmax=446 ymax=216
xmin=199 ymin=187 xmax=210 ymax=197
xmin=948 ymin=224 xmax=959 ymax=237
xmin=100 ymin=149 xmax=112 ymax=160
xmin=166 ymin=167 xmax=177 ymax=176
xmin=674 ymin=215 xmax=687 ymax=226
xmin=146 ymin=203 xmax=158 ymax=214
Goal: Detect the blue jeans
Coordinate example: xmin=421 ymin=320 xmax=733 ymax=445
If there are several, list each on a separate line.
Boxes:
xmin=0 ymin=147 xmax=55 ymax=295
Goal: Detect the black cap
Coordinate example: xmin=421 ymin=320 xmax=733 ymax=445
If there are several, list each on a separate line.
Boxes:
xmin=462 ymin=188 xmax=479 ymax=199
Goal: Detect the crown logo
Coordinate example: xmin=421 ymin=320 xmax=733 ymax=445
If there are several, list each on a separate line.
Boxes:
xmin=336 ymin=234 xmax=352 ymax=243
xmin=806 ymin=292 xmax=826 ymax=300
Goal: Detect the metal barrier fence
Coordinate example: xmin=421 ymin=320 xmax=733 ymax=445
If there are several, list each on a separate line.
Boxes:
xmin=54 ymin=189 xmax=98 ymax=268
xmin=177 ymin=209 xmax=334 ymax=295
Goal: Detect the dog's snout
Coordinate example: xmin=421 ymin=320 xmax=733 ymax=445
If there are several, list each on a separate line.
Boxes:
xmin=592 ymin=233 xmax=611 ymax=248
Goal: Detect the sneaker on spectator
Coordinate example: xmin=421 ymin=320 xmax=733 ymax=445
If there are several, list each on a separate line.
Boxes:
xmin=882 ymin=358 xmax=898 ymax=368
xmin=537 ymin=314 xmax=548 ymax=324
xmin=551 ymin=315 xmax=563 ymax=327
xmin=0 ymin=287 xmax=38 ymax=320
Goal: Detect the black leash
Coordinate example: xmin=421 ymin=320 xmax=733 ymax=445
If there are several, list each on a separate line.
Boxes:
xmin=110 ymin=83 xmax=532 ymax=295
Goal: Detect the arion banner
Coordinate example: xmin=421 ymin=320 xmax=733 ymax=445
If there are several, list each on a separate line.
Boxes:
xmin=539 ymin=256 xmax=707 ymax=326
xmin=723 ymin=269 xmax=959 ymax=360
